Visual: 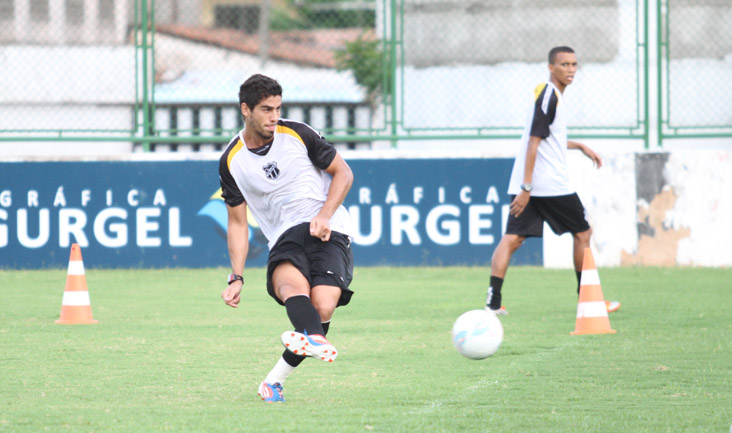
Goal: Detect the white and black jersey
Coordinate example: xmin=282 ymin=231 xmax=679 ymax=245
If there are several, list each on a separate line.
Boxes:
xmin=508 ymin=81 xmax=574 ymax=197
xmin=219 ymin=119 xmax=352 ymax=249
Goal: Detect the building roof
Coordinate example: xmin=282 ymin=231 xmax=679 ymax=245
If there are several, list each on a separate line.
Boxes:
xmin=156 ymin=24 xmax=376 ymax=69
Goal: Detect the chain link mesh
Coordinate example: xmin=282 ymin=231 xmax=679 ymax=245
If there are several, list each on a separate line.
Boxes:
xmin=395 ymin=0 xmax=645 ymax=136
xmin=0 ymin=0 xmax=135 ymax=138
xmin=661 ymin=0 xmax=732 ymax=134
xmin=0 ymin=0 xmax=729 ymax=149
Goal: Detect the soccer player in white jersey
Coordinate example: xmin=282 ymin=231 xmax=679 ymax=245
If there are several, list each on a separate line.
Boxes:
xmin=219 ymin=74 xmax=355 ymax=402
xmin=484 ymin=46 xmax=620 ymax=315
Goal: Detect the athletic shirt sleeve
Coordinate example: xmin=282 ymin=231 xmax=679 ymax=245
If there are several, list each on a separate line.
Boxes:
xmin=283 ymin=120 xmax=337 ymax=170
xmin=219 ymin=138 xmax=246 ymax=207
xmin=529 ymin=84 xmax=558 ymax=139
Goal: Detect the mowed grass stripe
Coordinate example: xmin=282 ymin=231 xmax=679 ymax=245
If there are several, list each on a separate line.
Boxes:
xmin=0 ymin=266 xmax=730 ymax=433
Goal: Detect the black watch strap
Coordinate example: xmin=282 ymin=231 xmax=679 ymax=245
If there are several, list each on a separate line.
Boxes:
xmin=227 ymin=273 xmax=244 ymax=285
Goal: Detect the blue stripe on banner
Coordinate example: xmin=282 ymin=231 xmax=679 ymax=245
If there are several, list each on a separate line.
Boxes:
xmin=0 ymin=159 xmax=542 ymax=269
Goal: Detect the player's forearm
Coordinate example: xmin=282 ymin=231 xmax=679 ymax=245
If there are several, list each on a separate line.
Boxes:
xmin=523 ymin=136 xmax=541 ymax=184
xmin=567 ymin=140 xmax=584 ymax=150
xmin=319 ymin=159 xmax=354 ymax=220
xmin=568 ymin=140 xmax=602 ymax=168
xmin=227 ymin=222 xmax=249 ymax=274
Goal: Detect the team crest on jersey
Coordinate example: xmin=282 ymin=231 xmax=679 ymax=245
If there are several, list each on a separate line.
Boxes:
xmin=263 ymin=161 xmax=280 ymax=179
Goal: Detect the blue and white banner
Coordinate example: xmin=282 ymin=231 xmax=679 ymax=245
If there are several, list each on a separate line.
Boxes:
xmin=0 ymin=159 xmax=541 ymax=269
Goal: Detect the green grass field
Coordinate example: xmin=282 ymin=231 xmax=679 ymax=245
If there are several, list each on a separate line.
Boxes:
xmin=1 ymin=266 xmax=731 ymax=432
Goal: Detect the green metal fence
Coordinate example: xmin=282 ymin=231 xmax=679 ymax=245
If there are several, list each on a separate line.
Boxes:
xmin=389 ymin=0 xmax=649 ymax=143
xmin=658 ymin=0 xmax=732 ymax=141
xmin=0 ymin=0 xmax=728 ymax=150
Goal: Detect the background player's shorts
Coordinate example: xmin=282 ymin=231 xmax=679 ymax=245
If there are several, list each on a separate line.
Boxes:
xmin=505 ymin=193 xmax=590 ymax=238
xmin=266 ymin=222 xmax=354 ymax=306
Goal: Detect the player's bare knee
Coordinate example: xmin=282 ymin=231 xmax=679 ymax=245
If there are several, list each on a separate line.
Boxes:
xmin=509 ymin=236 xmax=526 ymax=252
xmin=574 ymin=229 xmax=592 ymax=247
xmin=311 ymin=302 xmax=335 ymax=322
xmin=276 ymin=284 xmax=309 ymax=303
xmin=310 ymin=292 xmax=338 ymax=322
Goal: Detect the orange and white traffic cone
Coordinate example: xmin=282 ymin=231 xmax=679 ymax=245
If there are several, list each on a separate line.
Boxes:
xmin=571 ymin=248 xmax=615 ymax=335
xmin=56 ymin=243 xmax=98 ymax=324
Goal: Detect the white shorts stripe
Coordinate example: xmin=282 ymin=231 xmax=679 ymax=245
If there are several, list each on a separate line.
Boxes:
xmin=67 ymin=261 xmax=85 ymax=275
xmin=580 ymin=269 xmax=600 ymax=286
xmin=576 ymin=301 xmax=607 ymax=318
xmin=62 ymin=290 xmax=91 ymax=306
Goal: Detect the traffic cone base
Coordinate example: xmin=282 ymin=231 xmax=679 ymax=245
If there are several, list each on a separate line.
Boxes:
xmin=571 ymin=248 xmax=615 ymax=335
xmin=56 ymin=244 xmax=98 ymax=325
xmin=56 ymin=307 xmax=98 ymax=324
xmin=570 ymin=318 xmax=616 ymax=335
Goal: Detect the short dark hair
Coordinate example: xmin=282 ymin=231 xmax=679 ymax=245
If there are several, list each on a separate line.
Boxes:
xmin=238 ymin=74 xmax=282 ymax=110
xmin=548 ymin=46 xmax=575 ymax=64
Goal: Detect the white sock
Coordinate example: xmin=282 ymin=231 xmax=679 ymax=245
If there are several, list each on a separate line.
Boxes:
xmin=264 ymin=357 xmax=296 ymax=385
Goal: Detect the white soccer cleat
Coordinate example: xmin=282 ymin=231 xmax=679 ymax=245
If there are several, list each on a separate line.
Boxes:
xmin=281 ymin=330 xmax=338 ymax=362
xmin=606 ymin=300 xmax=621 ymax=313
xmin=486 ymin=305 xmax=509 ymax=316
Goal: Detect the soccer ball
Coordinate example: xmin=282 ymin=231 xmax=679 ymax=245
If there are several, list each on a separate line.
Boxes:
xmin=452 ymin=309 xmax=504 ymax=359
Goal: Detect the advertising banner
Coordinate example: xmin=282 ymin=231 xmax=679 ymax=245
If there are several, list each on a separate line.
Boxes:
xmin=0 ymin=159 xmax=541 ymax=269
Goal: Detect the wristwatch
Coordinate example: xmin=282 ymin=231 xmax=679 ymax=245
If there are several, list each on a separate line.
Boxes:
xmin=227 ymin=273 xmax=244 ymax=285
xmin=520 ymin=183 xmax=533 ymax=192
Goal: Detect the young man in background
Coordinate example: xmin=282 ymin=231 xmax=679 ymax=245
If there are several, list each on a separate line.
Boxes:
xmin=486 ymin=47 xmax=620 ymax=315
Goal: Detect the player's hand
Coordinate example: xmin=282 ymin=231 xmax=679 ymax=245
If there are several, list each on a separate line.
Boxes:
xmin=222 ymin=282 xmax=242 ymax=308
xmin=510 ymin=192 xmax=530 ymax=217
xmin=569 ymin=141 xmax=602 ymax=169
xmin=309 ymin=215 xmax=332 ymax=242
xmin=583 ymin=147 xmax=603 ymax=168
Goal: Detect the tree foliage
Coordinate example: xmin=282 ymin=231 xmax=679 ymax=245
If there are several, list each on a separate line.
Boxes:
xmin=334 ymin=33 xmax=391 ymax=104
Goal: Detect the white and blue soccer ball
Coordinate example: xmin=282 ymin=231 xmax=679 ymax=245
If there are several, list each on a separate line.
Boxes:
xmin=452 ymin=309 xmax=504 ymax=359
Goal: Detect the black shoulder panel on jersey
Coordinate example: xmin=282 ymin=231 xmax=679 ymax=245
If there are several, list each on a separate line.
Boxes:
xmin=219 ymin=135 xmax=245 ymax=207
xmin=529 ymin=84 xmax=558 ymax=139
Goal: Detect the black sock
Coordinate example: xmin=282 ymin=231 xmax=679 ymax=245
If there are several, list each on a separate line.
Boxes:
xmin=284 ymin=295 xmax=324 ymax=335
xmin=486 ymin=276 xmax=504 ymax=310
xmin=283 ymin=348 xmax=305 ymax=367
xmin=282 ymin=320 xmax=331 ymax=367
xmin=576 ymin=271 xmax=582 ymax=295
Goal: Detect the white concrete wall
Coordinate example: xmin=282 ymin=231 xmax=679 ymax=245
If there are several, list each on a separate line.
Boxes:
xmin=402 ymin=0 xmax=619 ymax=67
xmin=543 ymin=149 xmax=732 ymax=268
xmin=347 ymin=144 xmax=732 ymax=268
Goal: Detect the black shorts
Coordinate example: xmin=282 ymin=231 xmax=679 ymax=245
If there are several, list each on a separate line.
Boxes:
xmin=505 ymin=193 xmax=590 ymax=238
xmin=266 ymin=222 xmax=354 ymax=307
